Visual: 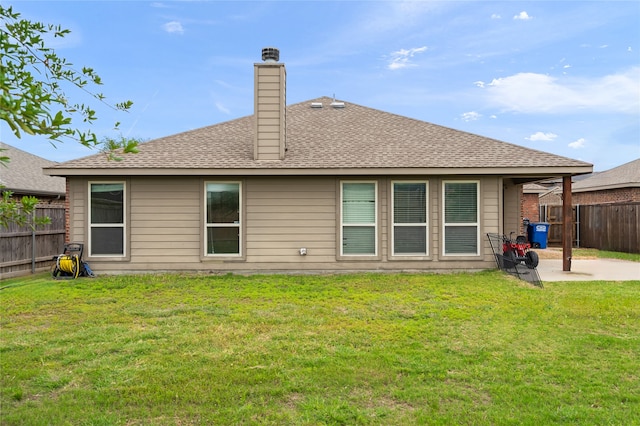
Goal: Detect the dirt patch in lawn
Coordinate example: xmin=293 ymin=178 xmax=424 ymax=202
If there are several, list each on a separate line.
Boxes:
xmin=535 ymin=248 xmax=598 ymax=260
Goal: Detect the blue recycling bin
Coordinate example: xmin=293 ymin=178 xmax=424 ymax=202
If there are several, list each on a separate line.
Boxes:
xmin=527 ymin=222 xmax=550 ymax=249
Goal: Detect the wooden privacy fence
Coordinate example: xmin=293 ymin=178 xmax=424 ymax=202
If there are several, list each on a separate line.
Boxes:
xmin=579 ymin=202 xmax=639 ymax=254
xmin=541 ymin=202 xmax=640 ymax=254
xmin=1 ymin=206 xmax=66 ymax=279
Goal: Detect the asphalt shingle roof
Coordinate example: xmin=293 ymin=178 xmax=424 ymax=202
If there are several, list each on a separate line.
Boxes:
xmin=572 ymin=158 xmax=640 ymax=191
xmin=48 ymin=97 xmax=591 ymax=173
xmin=0 ymin=142 xmax=66 ymax=195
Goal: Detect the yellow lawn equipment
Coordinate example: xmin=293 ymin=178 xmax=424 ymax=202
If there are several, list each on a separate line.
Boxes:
xmin=51 ymin=243 xmax=95 ymax=279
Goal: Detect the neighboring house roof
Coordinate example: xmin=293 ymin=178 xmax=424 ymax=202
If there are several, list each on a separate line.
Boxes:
xmin=572 ymin=158 xmax=640 ymax=192
xmin=46 ymin=96 xmax=591 ymax=177
xmin=523 ymin=183 xmax=549 ymax=194
xmin=0 ymin=142 xmax=66 ymax=196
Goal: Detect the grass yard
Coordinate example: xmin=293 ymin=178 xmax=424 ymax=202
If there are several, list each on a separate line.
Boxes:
xmin=1 ymin=271 xmax=639 ymax=425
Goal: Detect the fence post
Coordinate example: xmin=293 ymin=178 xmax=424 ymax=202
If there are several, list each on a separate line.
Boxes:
xmin=576 ymin=205 xmax=580 ymax=248
xmin=32 ymin=210 xmax=36 ymax=274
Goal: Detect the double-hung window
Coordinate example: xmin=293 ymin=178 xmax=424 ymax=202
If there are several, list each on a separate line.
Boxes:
xmin=392 ymin=181 xmax=428 ymax=256
xmin=89 ymin=182 xmax=125 ymax=256
xmin=205 ymin=182 xmax=241 ymax=256
xmin=341 ymin=182 xmax=377 ymax=256
xmin=443 ymin=181 xmax=479 ymax=255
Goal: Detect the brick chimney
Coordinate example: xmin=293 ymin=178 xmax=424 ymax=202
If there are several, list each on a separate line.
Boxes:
xmin=254 ymin=47 xmax=286 ymax=160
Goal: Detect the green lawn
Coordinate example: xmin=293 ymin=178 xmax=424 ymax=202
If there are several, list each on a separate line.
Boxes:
xmin=1 ymin=272 xmax=639 ymax=425
xmin=574 ymin=248 xmax=640 ymax=262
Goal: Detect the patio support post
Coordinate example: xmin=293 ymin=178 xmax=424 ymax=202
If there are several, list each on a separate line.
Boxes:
xmin=562 ymin=175 xmax=572 ymax=271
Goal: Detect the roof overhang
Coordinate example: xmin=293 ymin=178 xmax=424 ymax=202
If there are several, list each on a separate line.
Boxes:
xmin=44 ymin=165 xmax=594 ymax=178
xmin=2 ymin=187 xmax=65 ymax=197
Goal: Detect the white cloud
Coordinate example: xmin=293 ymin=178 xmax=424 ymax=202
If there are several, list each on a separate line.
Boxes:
xmin=491 ymin=14 xmax=501 ymax=19
xmin=163 ymin=21 xmax=184 ymax=34
xmin=387 ymin=46 xmax=428 ymax=70
xmin=215 ymin=102 xmax=230 ymax=115
xmin=527 ymin=132 xmax=558 ymax=141
xmin=514 ymin=11 xmax=533 ymax=20
xmin=461 ymin=111 xmax=482 ymax=122
xmin=569 ymin=138 xmax=586 ymax=149
xmin=474 ymin=81 xmax=485 ymax=88
xmin=480 ymin=67 xmax=640 ymax=114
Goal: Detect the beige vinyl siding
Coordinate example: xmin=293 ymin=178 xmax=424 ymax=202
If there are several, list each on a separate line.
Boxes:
xmin=68 ymin=178 xmax=85 ymax=245
xmin=254 ymin=64 xmax=286 ymax=160
xmin=69 ymin=175 xmax=500 ymax=274
xmin=503 ymin=180 xmax=521 ymax=237
xmin=130 ymin=178 xmax=200 ymax=263
xmin=481 ymin=177 xmax=501 ymax=263
xmin=81 ymin=177 xmax=200 ymax=272
xmin=245 ymin=177 xmax=336 ymax=263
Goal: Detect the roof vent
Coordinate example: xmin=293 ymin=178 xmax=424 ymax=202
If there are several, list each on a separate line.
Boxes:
xmin=311 ymin=102 xmax=323 ymax=108
xmin=330 ymin=101 xmax=345 ymax=108
xmin=261 ymin=47 xmax=280 ymax=62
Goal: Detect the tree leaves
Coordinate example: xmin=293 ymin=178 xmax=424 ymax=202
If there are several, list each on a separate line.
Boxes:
xmin=0 ymin=4 xmax=136 ymax=154
xmin=1 ymin=5 xmax=141 ymax=227
xmin=100 ymin=135 xmax=143 ymax=161
xmin=0 ymin=190 xmax=51 ymax=230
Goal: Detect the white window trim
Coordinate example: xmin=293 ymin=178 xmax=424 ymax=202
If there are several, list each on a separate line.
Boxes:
xmin=204 ymin=181 xmax=242 ymax=257
xmin=391 ymin=180 xmax=429 ymax=256
xmin=442 ymin=180 xmax=480 ymax=257
xmin=88 ymin=181 xmax=126 ymax=258
xmin=340 ymin=180 xmax=378 ymax=257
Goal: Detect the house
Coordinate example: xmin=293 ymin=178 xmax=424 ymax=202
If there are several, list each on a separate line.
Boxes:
xmin=45 ymin=48 xmax=592 ymax=274
xmin=535 ymin=159 xmax=639 ymax=252
xmin=0 ymin=142 xmax=66 ymax=205
xmin=539 ymin=159 xmax=638 ymax=209
xmin=571 ymin=158 xmax=640 ymax=205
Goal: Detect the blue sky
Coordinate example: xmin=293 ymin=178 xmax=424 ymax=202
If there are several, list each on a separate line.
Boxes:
xmin=2 ymin=1 xmax=639 ymax=171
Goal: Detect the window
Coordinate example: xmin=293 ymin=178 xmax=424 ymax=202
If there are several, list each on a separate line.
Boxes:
xmin=392 ymin=181 xmax=428 ymax=255
xmin=443 ymin=181 xmax=479 ymax=255
xmin=89 ymin=182 xmax=125 ymax=256
xmin=205 ymin=182 xmax=241 ymax=256
xmin=341 ymin=182 xmax=377 ymax=256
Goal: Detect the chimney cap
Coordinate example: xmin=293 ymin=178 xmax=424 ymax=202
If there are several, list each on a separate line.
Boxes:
xmin=261 ymin=47 xmax=280 ymax=62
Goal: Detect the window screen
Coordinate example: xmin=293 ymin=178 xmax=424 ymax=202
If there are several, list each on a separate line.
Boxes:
xmin=206 ymin=183 xmax=241 ymax=255
xmin=443 ymin=181 xmax=479 ymax=255
xmin=342 ymin=182 xmax=376 ymax=255
xmin=90 ymin=183 xmax=125 ymax=256
xmin=393 ymin=182 xmax=427 ymax=255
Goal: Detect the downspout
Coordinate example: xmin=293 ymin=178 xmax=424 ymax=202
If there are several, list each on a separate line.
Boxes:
xmin=562 ymin=176 xmax=572 ymax=271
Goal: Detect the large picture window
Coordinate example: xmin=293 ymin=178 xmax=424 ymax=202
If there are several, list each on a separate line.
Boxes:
xmin=341 ymin=182 xmax=377 ymax=256
xmin=89 ymin=182 xmax=125 ymax=256
xmin=205 ymin=182 xmax=241 ymax=256
xmin=392 ymin=181 xmax=428 ymax=256
xmin=443 ymin=181 xmax=479 ymax=255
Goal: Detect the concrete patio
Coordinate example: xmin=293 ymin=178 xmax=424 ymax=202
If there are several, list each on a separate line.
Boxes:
xmin=537 ymin=258 xmax=640 ymax=282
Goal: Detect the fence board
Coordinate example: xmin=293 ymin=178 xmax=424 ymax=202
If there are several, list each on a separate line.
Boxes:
xmin=579 ymin=203 xmax=639 ymax=254
xmin=541 ymin=202 xmax=639 ymax=254
xmin=1 ymin=206 xmax=66 ymax=278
